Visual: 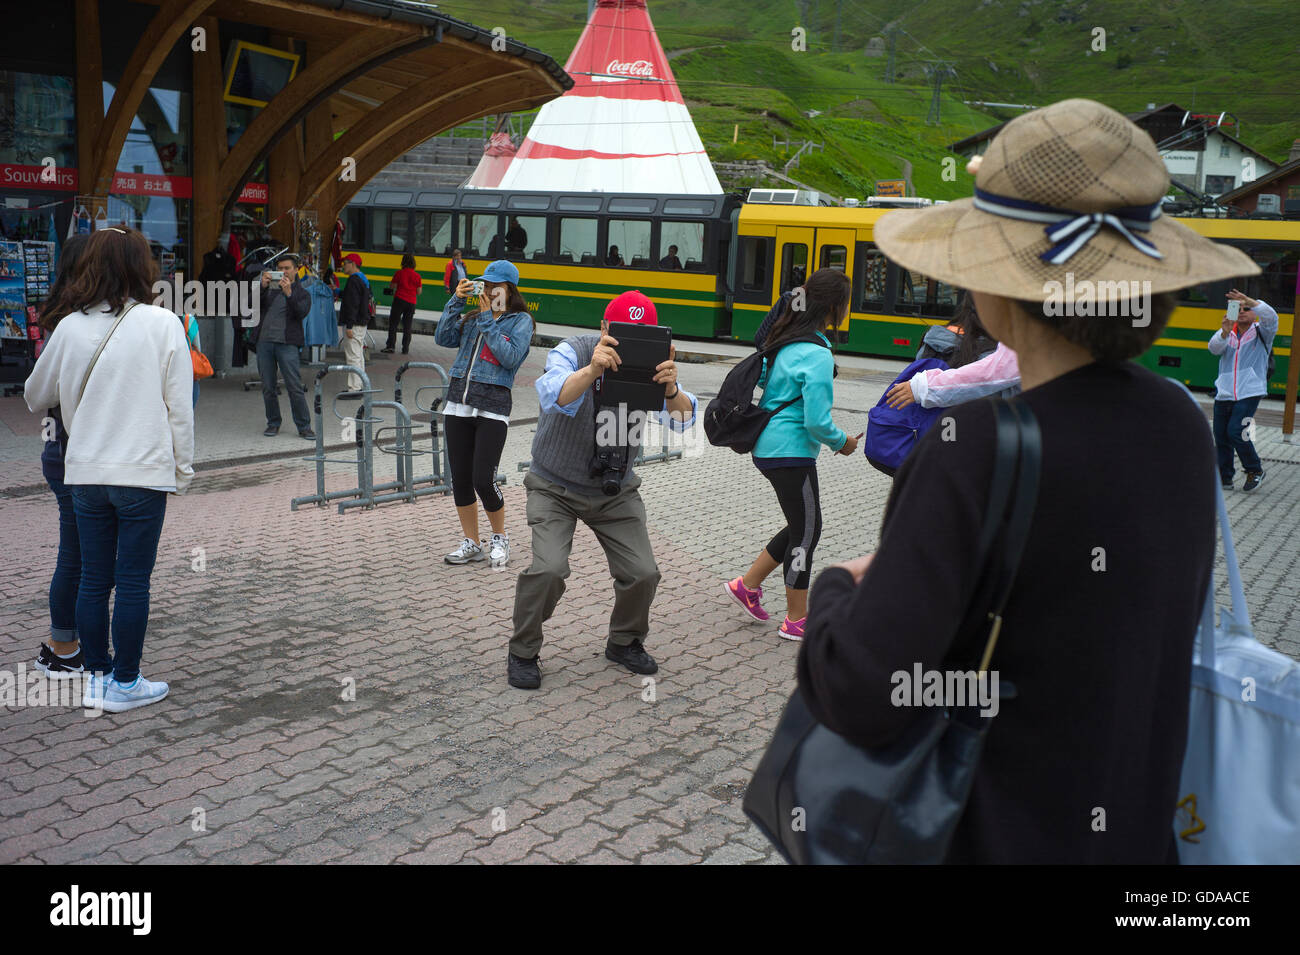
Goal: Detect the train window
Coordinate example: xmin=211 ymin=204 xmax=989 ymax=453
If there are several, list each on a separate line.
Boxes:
xmin=609 ymin=198 xmax=657 ymax=214
xmin=461 ymin=192 xmax=503 ymax=209
xmin=461 ymin=213 xmax=499 ymax=258
xmin=739 ymin=237 xmax=770 ymax=291
xmin=507 ymin=195 xmax=552 ymax=211
xmin=819 ymin=245 xmax=847 ymax=271
xmin=664 ymin=198 xmax=715 ymax=216
xmin=857 ymin=247 xmax=887 ymax=310
xmin=608 ymin=219 xmax=651 ymax=267
xmin=780 ymin=242 xmax=808 ymax=291
xmin=375 ymin=191 xmax=413 ymax=206
xmin=352 ymin=191 xmax=372 ymax=204
xmin=416 ymin=191 xmax=456 ymax=207
xmin=896 ymin=268 xmax=957 ymax=318
xmin=504 ymin=215 xmax=546 ymax=261
xmin=341 ymin=207 xmax=366 ymax=247
xmin=1232 ymin=245 xmax=1299 ymax=307
xmin=661 ymin=221 xmax=705 ymax=270
xmin=413 ymin=211 xmax=453 ymax=254
xmin=559 ymin=217 xmax=598 ymax=264
xmin=368 ymin=209 xmax=409 ymax=252
xmin=1177 ymin=282 xmax=1216 ymax=307
xmin=557 ymin=196 xmax=602 ymax=212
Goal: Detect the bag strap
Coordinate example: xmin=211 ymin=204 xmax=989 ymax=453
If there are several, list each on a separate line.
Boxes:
xmin=77 ymin=302 xmax=138 ymax=405
xmin=972 ymin=398 xmax=1042 ymax=674
xmin=757 ymin=333 xmax=830 ymax=415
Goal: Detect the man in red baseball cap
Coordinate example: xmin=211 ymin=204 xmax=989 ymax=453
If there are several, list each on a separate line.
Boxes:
xmin=507 ymin=290 xmax=697 ymax=690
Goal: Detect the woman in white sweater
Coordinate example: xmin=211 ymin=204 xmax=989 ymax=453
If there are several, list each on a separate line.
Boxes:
xmin=24 ymin=226 xmax=194 ymax=713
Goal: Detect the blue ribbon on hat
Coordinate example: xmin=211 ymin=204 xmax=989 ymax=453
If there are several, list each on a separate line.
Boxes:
xmin=973 ymin=187 xmax=1164 ymax=265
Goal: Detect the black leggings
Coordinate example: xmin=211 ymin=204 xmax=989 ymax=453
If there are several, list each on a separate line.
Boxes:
xmin=444 ymin=414 xmax=507 ymax=510
xmin=386 ymin=299 xmax=416 ymax=351
xmin=761 ymin=465 xmax=822 ymax=590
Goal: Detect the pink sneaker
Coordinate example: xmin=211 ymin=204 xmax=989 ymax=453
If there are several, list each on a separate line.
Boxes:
xmin=778 ymin=616 xmax=806 ymax=641
xmin=724 ymin=577 xmax=770 ymax=622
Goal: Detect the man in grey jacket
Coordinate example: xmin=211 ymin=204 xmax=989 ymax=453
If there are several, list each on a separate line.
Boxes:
xmin=508 ymin=291 xmax=697 ymax=689
xmin=1208 ymin=288 xmax=1278 ymax=492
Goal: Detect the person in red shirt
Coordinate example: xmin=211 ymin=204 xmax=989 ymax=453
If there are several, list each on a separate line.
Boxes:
xmin=383 ymin=253 xmax=423 ymax=354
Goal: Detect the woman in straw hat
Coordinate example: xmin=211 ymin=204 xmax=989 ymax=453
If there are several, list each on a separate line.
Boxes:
xmin=796 ymin=99 xmax=1258 ymax=863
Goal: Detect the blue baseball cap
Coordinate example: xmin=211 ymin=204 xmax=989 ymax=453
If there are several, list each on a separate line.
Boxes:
xmin=478 ymin=260 xmax=519 ymax=285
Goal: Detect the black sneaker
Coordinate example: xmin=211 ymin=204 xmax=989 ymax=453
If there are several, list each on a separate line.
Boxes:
xmin=1222 ymin=478 xmax=1234 ymax=491
xmin=605 ymin=638 xmax=658 ymax=675
xmin=299 ymin=429 xmax=316 ymax=440
xmin=381 ymin=346 xmax=395 ymax=354
xmin=263 ymin=425 xmax=279 ymax=436
xmin=508 ymin=653 xmax=541 ymax=689
xmin=34 ymin=643 xmax=85 ymax=678
xmin=1244 ymin=470 xmax=1265 ymax=492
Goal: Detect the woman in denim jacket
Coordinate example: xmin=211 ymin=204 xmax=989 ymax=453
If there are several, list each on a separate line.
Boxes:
xmin=434 ymin=260 xmax=533 ymax=567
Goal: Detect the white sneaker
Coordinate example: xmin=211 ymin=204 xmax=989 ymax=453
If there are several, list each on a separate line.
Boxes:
xmin=101 ymin=675 xmax=169 ymax=713
xmin=489 ymin=533 xmax=510 ymax=567
xmin=82 ymin=673 xmax=106 ymax=709
xmin=445 ymin=537 xmax=486 ymax=565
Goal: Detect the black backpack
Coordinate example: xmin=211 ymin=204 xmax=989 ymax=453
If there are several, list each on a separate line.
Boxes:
xmin=704 ymin=334 xmax=829 ymax=453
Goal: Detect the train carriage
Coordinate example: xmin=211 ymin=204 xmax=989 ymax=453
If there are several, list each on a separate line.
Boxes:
xmin=343 ymin=187 xmax=1297 ymax=394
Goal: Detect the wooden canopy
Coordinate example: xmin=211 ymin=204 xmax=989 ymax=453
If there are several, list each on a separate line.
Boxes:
xmin=75 ymin=0 xmax=571 ymax=256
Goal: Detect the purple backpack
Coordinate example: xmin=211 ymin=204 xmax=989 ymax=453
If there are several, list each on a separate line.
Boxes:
xmin=863 ymin=358 xmax=949 ymax=476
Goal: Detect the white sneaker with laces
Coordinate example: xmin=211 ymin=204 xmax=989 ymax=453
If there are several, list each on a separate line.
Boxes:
xmin=445 ymin=537 xmax=486 ymax=564
xmin=489 ymin=533 xmax=510 ymax=567
xmin=101 ymin=675 xmax=169 ymax=713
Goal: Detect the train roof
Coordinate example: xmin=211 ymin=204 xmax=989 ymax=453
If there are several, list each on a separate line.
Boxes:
xmin=346 ymin=187 xmax=740 ymax=218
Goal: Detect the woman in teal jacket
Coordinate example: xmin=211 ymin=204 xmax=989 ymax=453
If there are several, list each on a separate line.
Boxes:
xmin=724 ymin=269 xmax=858 ymax=639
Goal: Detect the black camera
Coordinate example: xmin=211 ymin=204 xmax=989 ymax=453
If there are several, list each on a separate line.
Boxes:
xmin=589 ymin=445 xmax=629 ymax=496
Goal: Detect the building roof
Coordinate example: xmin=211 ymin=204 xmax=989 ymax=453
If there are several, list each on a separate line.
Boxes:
xmin=1215 ymin=156 xmax=1300 ymax=204
xmin=495 ymin=0 xmax=722 ymax=194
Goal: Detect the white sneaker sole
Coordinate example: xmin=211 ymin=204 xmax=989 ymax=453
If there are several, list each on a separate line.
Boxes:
xmin=489 ymin=552 xmax=509 ymax=567
xmin=444 ymin=552 xmax=486 ymax=565
xmin=777 ymin=630 xmax=804 ymax=642
xmin=100 ymin=685 xmax=169 ymax=713
xmin=34 ymin=661 xmax=85 ymax=679
xmin=723 ymin=582 xmax=769 ymax=624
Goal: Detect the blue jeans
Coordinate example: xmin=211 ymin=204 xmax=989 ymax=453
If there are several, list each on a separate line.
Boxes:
xmin=256 ymin=340 xmax=311 ymax=432
xmin=71 ymin=485 xmax=168 ymax=683
xmin=41 ymin=459 xmax=81 ymax=643
xmin=1213 ymin=397 xmax=1262 ymax=481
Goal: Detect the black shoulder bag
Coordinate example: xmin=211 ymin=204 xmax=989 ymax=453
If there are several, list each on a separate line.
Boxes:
xmin=742 ymin=397 xmax=1042 ymax=864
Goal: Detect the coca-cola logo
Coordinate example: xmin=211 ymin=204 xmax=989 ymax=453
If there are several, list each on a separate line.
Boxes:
xmin=607 ymin=59 xmax=656 ymax=78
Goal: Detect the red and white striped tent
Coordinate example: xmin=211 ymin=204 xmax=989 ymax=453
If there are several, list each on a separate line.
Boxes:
xmin=465 ymin=131 xmax=517 ymax=188
xmin=496 ymin=0 xmax=721 ymax=194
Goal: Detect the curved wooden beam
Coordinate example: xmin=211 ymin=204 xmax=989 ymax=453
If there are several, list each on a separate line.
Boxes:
xmin=217 ymin=26 xmax=440 ymax=213
xmin=91 ymin=0 xmax=217 ymax=195
xmin=296 ymin=66 xmax=538 ymax=211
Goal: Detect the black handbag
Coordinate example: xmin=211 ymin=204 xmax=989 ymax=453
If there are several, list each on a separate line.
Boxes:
xmin=742 ymin=397 xmax=1042 ymax=864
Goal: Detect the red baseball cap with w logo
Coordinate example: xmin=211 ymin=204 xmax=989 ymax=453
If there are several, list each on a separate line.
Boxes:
xmin=604 ymin=290 xmax=657 ymax=326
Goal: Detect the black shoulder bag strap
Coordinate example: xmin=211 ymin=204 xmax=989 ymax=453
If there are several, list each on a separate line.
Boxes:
xmin=761 ymin=333 xmax=832 ymax=416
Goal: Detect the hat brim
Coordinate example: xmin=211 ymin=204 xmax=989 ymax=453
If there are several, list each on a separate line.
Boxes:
xmin=872 ymin=199 xmax=1259 ymax=302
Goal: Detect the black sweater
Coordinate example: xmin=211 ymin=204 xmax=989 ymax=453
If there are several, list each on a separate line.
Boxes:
xmin=797 ymin=362 xmax=1216 ymax=864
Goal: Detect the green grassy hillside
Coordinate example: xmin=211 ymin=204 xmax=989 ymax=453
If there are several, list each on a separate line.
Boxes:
xmin=437 ymin=0 xmax=1300 ymax=200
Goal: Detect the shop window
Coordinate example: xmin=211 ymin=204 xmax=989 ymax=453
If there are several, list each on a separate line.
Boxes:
xmin=660 ymin=221 xmax=705 ymax=270
xmin=558 ymin=217 xmax=597 ymax=264
xmin=0 ymin=71 xmax=76 ymax=167
xmin=607 ymin=219 xmax=651 ymax=267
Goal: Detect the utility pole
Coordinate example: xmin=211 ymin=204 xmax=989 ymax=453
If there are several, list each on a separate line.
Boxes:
xmin=884 ymin=26 xmax=897 ymax=83
xmin=925 ymin=61 xmax=954 ymax=126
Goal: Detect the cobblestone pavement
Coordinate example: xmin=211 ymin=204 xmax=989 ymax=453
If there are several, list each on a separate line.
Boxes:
xmin=1 ymin=350 xmax=1298 ymax=864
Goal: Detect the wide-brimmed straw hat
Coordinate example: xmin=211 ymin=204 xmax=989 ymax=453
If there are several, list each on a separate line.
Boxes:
xmin=873 ymin=99 xmax=1258 ymax=301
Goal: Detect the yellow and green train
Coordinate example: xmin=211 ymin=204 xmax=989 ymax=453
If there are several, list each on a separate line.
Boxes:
xmin=342 ymin=187 xmax=1298 ymax=394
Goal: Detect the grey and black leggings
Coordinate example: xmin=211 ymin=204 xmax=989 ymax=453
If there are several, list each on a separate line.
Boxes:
xmin=761 ymin=465 xmax=822 ymax=590
xmin=444 ymin=415 xmax=507 ymax=510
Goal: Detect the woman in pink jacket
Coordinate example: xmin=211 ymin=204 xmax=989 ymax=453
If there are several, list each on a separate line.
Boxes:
xmin=885 ymin=340 xmax=1021 ymax=410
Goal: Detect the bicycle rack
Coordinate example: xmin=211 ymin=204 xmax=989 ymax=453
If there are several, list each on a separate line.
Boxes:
xmin=290 ymin=361 xmax=507 ymax=514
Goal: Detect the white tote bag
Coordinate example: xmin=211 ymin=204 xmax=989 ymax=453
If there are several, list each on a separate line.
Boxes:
xmin=1174 ymin=478 xmax=1300 ymax=863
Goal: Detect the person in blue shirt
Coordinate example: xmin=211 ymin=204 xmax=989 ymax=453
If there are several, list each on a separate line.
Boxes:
xmin=1208 ymin=288 xmax=1278 ymax=492
xmin=724 ymin=269 xmax=858 ymax=640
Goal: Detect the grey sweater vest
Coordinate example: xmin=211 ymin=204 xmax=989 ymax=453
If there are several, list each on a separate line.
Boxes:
xmin=530 ymin=334 xmax=643 ymax=495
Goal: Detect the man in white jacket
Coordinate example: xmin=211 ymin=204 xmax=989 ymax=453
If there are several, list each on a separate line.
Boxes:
xmin=24 ymin=227 xmax=194 ymax=713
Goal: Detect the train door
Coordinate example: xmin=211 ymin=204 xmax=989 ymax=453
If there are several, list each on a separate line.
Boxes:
xmin=773 ymin=226 xmax=814 ymax=304
xmin=814 ymin=228 xmax=855 ymax=337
